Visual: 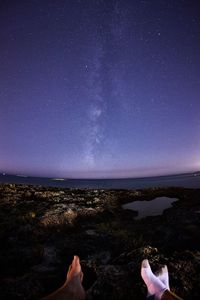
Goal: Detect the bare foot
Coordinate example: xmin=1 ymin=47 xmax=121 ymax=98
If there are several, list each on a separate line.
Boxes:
xmin=41 ymin=256 xmax=86 ymax=300
xmin=63 ymin=255 xmax=86 ymax=300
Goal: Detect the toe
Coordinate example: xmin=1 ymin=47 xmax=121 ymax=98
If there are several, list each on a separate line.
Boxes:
xmin=162 ymin=265 xmax=168 ymax=273
xmin=141 ymin=259 xmax=150 ymax=269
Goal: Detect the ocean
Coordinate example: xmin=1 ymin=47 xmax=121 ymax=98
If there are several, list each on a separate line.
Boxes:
xmin=0 ymin=172 xmax=200 ymax=189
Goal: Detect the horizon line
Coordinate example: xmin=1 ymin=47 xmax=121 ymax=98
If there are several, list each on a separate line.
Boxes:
xmin=1 ymin=169 xmax=199 ymax=181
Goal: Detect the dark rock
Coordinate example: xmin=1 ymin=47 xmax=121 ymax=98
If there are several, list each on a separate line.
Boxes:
xmin=0 ymin=184 xmax=200 ymax=299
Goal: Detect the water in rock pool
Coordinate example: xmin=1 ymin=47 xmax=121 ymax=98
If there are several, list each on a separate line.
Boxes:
xmin=122 ymin=197 xmax=178 ymax=219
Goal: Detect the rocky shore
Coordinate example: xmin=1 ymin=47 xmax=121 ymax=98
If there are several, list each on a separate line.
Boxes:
xmin=0 ymin=184 xmax=200 ymax=299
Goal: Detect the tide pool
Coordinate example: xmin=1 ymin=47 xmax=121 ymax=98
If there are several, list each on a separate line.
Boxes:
xmin=123 ymin=196 xmax=178 ymax=219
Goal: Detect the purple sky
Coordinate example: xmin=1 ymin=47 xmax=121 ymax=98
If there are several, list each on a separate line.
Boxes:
xmin=0 ymin=0 xmax=200 ymax=178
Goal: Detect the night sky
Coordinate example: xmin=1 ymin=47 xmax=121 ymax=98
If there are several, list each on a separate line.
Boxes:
xmin=1 ymin=0 xmax=200 ymax=178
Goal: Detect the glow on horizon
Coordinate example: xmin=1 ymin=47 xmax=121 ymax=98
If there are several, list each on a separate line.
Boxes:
xmin=0 ymin=163 xmax=199 ymax=179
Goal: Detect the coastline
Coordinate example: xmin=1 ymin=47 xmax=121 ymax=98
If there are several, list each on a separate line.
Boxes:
xmin=1 ymin=171 xmax=200 ymax=189
xmin=0 ymin=183 xmax=200 ymax=299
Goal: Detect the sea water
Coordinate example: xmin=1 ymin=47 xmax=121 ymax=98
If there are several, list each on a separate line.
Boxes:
xmin=0 ymin=172 xmax=200 ymax=189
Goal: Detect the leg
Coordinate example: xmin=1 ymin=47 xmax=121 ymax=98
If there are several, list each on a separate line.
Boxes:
xmin=41 ymin=256 xmax=86 ymax=300
xmin=161 ymin=290 xmax=183 ymax=300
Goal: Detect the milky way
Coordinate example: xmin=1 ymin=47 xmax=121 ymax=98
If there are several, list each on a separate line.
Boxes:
xmin=0 ymin=1 xmax=200 ymax=178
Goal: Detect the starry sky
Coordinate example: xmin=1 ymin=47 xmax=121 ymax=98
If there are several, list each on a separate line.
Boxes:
xmin=0 ymin=0 xmax=200 ymax=179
